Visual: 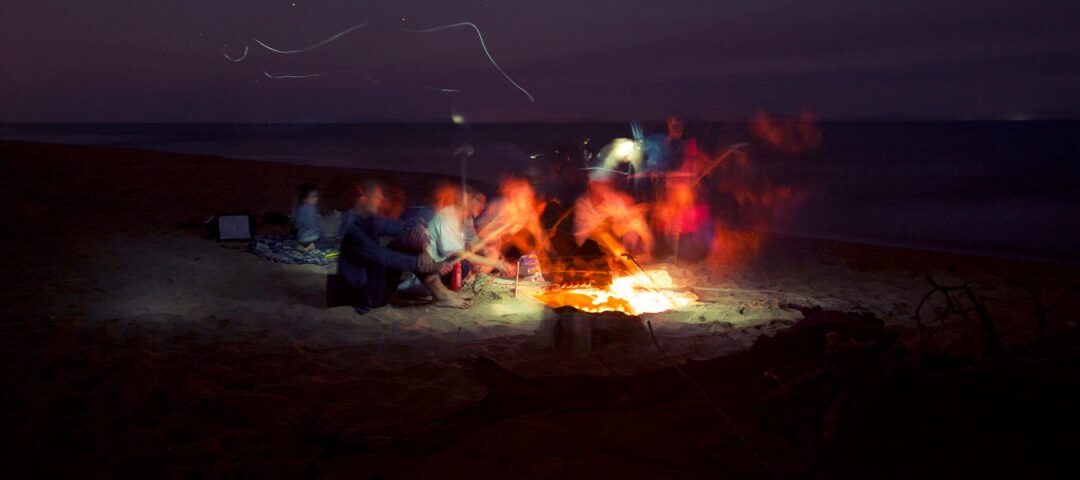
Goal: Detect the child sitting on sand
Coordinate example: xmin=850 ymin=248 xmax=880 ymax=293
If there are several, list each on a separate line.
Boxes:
xmin=293 ymin=184 xmax=321 ymax=251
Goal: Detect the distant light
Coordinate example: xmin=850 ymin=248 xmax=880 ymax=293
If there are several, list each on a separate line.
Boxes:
xmin=452 ymin=113 xmax=466 ymax=125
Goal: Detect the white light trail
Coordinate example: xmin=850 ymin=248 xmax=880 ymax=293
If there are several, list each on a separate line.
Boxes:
xmin=423 ymin=85 xmax=461 ymax=93
xmin=254 ymin=22 xmax=369 ymax=54
xmin=262 ymin=68 xmax=323 ymax=79
xmin=403 ymin=22 xmax=534 ymax=103
xmin=223 ymin=45 xmax=249 ymax=62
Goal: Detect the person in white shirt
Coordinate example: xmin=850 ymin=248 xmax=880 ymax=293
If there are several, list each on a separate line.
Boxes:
xmin=427 ymin=188 xmax=511 ymax=280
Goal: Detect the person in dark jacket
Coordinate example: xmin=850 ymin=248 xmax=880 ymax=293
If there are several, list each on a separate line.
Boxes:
xmin=339 ymin=180 xmax=463 ymax=313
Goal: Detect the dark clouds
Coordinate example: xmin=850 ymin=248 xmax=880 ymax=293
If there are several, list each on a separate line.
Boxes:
xmin=1 ymin=0 xmax=1078 ymax=121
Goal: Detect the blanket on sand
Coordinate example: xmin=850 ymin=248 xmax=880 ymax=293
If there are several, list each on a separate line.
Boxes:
xmin=248 ymin=236 xmax=338 ymax=266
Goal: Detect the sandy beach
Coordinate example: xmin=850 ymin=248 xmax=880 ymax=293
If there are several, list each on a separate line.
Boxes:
xmin=2 ymin=140 xmax=1078 ymax=478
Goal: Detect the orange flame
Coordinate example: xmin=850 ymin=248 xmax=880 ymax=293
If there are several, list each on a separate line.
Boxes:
xmin=476 ymin=177 xmax=549 ymax=260
xmin=533 ymin=269 xmax=697 ymax=315
xmin=573 ymin=180 xmax=653 ymax=262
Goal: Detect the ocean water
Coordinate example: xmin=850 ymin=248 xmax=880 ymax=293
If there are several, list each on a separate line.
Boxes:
xmin=3 ymin=121 xmax=1078 ymax=264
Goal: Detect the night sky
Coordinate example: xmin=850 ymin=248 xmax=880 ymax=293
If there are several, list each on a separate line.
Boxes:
xmin=2 ymin=0 xmax=1078 ymax=122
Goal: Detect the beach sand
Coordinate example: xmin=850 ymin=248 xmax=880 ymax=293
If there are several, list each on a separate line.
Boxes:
xmin=1 ymin=140 xmax=1077 ymax=477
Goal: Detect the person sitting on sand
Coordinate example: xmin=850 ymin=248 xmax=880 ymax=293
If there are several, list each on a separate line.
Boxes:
xmin=293 ymin=183 xmax=322 ymax=251
xmin=426 ymin=186 xmax=511 ymax=283
xmin=339 ymin=180 xmax=464 ymax=312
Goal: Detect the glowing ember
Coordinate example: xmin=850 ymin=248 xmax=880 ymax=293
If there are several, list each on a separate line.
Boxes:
xmin=533 ymin=270 xmax=698 ymax=315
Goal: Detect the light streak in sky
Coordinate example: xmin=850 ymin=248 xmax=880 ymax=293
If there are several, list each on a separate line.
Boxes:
xmin=256 ymin=67 xmax=386 ymax=83
xmin=223 ymin=45 xmax=249 ymax=62
xmin=262 ymin=68 xmax=323 ymax=79
xmin=403 ymin=22 xmax=534 ymax=103
xmin=328 ymin=71 xmax=381 ymax=83
xmin=423 ymin=85 xmax=462 ymax=93
xmin=254 ymin=22 xmax=369 ymax=54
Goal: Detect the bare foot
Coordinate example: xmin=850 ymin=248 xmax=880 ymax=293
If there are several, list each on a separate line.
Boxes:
xmin=433 ymin=296 xmax=472 ymax=309
xmin=455 ymin=289 xmax=475 ymax=301
xmin=422 ymin=273 xmax=471 ymax=308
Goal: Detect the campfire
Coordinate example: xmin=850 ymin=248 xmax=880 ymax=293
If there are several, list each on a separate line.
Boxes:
xmin=532 ymin=269 xmax=698 ymax=316
xmin=491 ymin=116 xmax=812 ymax=320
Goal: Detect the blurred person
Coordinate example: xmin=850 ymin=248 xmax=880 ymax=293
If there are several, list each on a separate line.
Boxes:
xmin=338 ymin=180 xmax=463 ymax=312
xmin=292 ymin=183 xmax=322 ymax=251
xmin=475 ymin=178 xmax=550 ymax=273
xmin=573 ymin=179 xmax=653 ymax=263
xmin=641 ymin=116 xmax=688 ymax=174
xmin=664 ymin=115 xmax=688 ymax=166
xmin=426 ymin=185 xmax=510 ymax=282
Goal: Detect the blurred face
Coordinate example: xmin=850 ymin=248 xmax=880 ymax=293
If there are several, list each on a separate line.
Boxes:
xmin=667 ymin=116 xmax=685 ymax=139
xmin=303 ymin=191 xmax=319 ymax=204
xmin=469 ymin=193 xmax=486 ymax=218
xmin=359 ymin=185 xmax=384 ymax=212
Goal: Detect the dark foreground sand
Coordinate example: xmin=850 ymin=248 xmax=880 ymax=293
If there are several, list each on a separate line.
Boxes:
xmin=1 ymin=141 xmax=1078 ymax=478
